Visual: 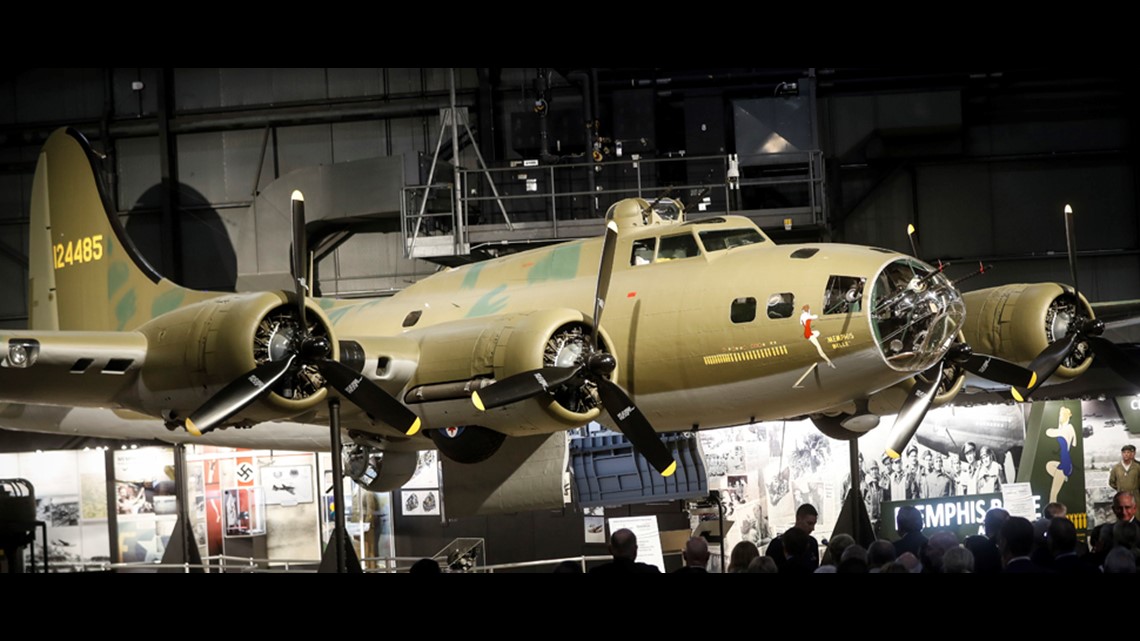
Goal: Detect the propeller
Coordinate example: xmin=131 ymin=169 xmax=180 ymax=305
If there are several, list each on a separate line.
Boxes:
xmin=882 ymin=231 xmax=1037 ymax=457
xmin=883 ymin=344 xmax=1038 ymax=459
xmin=884 ymin=361 xmax=944 ymax=459
xmin=471 ymin=217 xmax=677 ymax=477
xmin=949 ymin=343 xmax=1038 ymax=389
xmin=1010 ymin=205 xmax=1140 ymax=400
xmin=181 ymin=191 xmax=421 ymax=438
xmin=291 ymin=190 xmax=309 ymax=326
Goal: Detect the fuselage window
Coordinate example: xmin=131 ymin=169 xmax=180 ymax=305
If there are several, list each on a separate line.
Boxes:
xmin=699 ymin=228 xmax=765 ymax=252
xmin=630 ymin=238 xmax=656 ymax=265
xmin=731 ymin=297 xmax=757 ymax=323
xmin=767 ymin=293 xmax=795 ymax=319
xmin=822 ymin=276 xmax=866 ymax=314
xmin=657 ymin=233 xmax=700 ymax=261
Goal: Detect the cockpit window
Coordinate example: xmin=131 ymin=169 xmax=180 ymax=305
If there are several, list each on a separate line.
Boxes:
xmin=767 ymin=293 xmax=795 ymax=319
xmin=699 ymin=228 xmax=765 ymax=252
xmin=657 ymin=233 xmax=700 ymax=261
xmin=630 ymin=238 xmax=656 ymax=266
xmin=822 ymin=276 xmax=866 ymax=315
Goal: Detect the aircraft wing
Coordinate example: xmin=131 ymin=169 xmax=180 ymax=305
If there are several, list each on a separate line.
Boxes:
xmin=0 ymin=331 xmax=148 ymax=409
xmin=1092 ymin=299 xmax=1140 ymax=324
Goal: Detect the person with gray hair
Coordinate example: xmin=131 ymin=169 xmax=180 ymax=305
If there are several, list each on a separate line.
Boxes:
xmin=821 ymin=533 xmax=855 ymax=567
xmin=942 ymin=547 xmax=974 ymax=573
xmin=1112 ymin=490 xmax=1137 ymax=526
xmin=837 ymin=544 xmax=869 ymax=573
xmin=922 ymin=531 xmax=960 ymax=573
xmin=1104 ymin=546 xmax=1136 ymax=573
xmin=746 ymin=556 xmax=778 ymax=573
xmin=867 ymin=539 xmax=897 ymax=572
xmin=672 ymin=536 xmax=710 ymax=573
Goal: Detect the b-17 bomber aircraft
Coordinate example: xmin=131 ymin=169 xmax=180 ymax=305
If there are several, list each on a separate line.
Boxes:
xmin=2 ymin=128 xmax=1136 ymax=515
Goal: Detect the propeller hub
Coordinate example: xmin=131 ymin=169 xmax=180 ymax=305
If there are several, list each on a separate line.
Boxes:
xmin=300 ymin=335 xmax=331 ymax=361
xmin=587 ymin=352 xmax=617 ymax=376
xmin=1086 ymin=318 xmax=1105 ymax=337
xmin=947 ymin=342 xmax=973 ymax=363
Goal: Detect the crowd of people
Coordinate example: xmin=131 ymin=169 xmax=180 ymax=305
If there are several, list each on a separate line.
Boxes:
xmin=555 ymin=441 xmax=1140 ymax=574
xmin=581 ymin=490 xmax=1140 ymax=573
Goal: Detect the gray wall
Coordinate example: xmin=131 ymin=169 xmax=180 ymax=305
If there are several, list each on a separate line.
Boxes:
xmin=2 ymin=68 xmax=1137 ymax=328
xmin=824 ymin=86 xmax=1138 ymax=301
xmin=0 ymin=68 xmax=483 ymax=325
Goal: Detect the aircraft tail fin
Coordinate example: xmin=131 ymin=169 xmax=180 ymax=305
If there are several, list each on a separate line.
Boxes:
xmin=28 ymin=127 xmax=210 ymax=331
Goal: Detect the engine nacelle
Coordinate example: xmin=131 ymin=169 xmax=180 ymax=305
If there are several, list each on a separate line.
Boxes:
xmin=403 ymin=308 xmax=615 ymax=435
xmin=961 ymin=283 xmax=1094 ymax=379
xmin=134 ymin=291 xmax=337 ymax=425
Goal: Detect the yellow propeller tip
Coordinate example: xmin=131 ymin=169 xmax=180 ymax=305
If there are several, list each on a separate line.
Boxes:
xmin=1028 ymin=372 xmax=1038 ymax=389
xmin=1064 ymin=204 xmax=1072 ymax=214
xmin=660 ymin=461 xmax=677 ymax=477
xmin=405 ymin=418 xmax=421 ymax=436
xmin=184 ymin=419 xmax=201 ymax=437
xmin=907 ymin=224 xmax=916 ymax=235
xmin=291 ymin=190 xmax=304 ymax=202
xmin=1011 ymin=388 xmax=1025 ymax=402
xmin=472 ymin=392 xmax=485 ymax=412
xmin=606 ymin=220 xmax=619 ymax=233
xmin=885 ymin=449 xmax=900 ymax=460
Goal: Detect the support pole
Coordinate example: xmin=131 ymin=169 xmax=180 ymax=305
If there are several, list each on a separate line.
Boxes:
xmin=330 ymin=398 xmax=347 ymax=574
xmin=159 ymin=443 xmax=204 ymax=572
xmin=450 ymin=68 xmax=465 ymax=254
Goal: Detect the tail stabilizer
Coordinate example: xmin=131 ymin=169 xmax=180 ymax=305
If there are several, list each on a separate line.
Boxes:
xmin=28 ymin=128 xmax=212 ymax=331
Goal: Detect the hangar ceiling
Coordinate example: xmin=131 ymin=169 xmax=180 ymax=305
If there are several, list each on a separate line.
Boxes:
xmin=0 ymin=67 xmax=1135 ymax=330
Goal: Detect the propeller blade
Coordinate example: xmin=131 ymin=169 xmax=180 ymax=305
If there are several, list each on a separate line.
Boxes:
xmin=471 ymin=366 xmax=581 ymax=411
xmin=291 ymin=190 xmax=309 ymax=326
xmin=593 ymin=378 xmax=676 ymax=476
xmin=592 ymin=220 xmax=619 ymax=349
xmin=1088 ymin=336 xmax=1140 ymax=383
xmin=961 ymin=353 xmax=1037 ymax=389
xmin=318 ymin=359 xmax=421 ymax=436
xmin=184 ymin=355 xmax=297 ymax=436
xmin=1011 ymin=333 xmax=1080 ymax=401
xmin=884 ymin=364 xmax=944 ymax=459
xmin=1063 ymin=204 xmax=1080 ymax=302
xmin=906 ymin=223 xmax=920 ymax=258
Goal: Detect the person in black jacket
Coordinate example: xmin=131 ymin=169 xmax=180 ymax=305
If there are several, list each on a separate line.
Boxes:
xmin=589 ymin=528 xmax=660 ymax=574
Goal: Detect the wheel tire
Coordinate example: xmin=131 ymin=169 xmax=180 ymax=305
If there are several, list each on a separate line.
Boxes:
xmin=428 ymin=425 xmax=507 ymax=464
xmin=810 ymin=414 xmax=865 ymax=441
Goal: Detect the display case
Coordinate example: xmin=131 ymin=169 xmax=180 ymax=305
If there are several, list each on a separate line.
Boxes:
xmin=222 ymin=487 xmax=265 ymax=537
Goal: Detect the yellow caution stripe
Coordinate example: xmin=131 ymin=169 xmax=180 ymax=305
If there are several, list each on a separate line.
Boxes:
xmin=703 ymin=344 xmax=788 ymax=366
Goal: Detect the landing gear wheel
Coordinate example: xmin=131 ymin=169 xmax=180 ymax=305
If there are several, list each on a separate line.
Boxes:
xmin=428 ymin=425 xmax=507 ymax=464
xmin=810 ymin=414 xmax=874 ymax=441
